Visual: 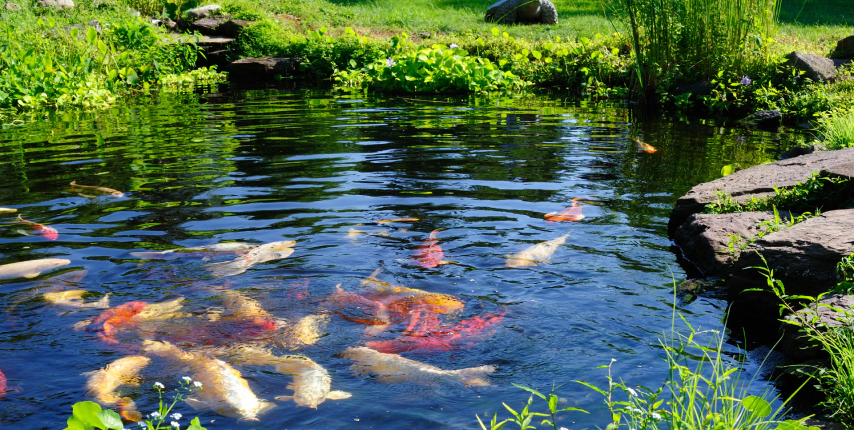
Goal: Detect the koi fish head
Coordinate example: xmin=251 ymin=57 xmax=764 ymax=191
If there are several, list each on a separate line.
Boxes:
xmin=323 ymin=286 xmax=389 ymax=325
xmin=90 ymin=301 xmax=148 ymax=343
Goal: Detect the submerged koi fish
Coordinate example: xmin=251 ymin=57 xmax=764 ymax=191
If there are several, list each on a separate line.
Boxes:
xmin=366 ymin=310 xmax=505 ymax=354
xmin=287 ymin=277 xmax=311 ymax=301
xmin=505 ymin=233 xmax=570 ymax=268
xmin=342 ymin=346 xmax=495 ymax=387
xmin=207 ymin=240 xmax=296 ymax=277
xmin=376 ymin=217 xmax=419 ymax=224
xmin=16 ymin=215 xmax=59 ymax=240
xmin=0 ymin=258 xmax=71 ymax=281
xmin=270 ymin=353 xmax=352 ymax=408
xmin=632 ymin=137 xmax=657 ymax=153
xmin=0 ymin=207 xmax=17 ymax=213
xmin=143 ymin=340 xmax=274 ymax=420
xmin=0 ymin=368 xmax=6 ymax=398
xmin=544 ymin=198 xmax=585 ymax=222
xmin=130 ymin=242 xmax=257 ymax=260
xmin=414 ymin=229 xmax=451 ymax=268
xmin=83 ymin=355 xmax=151 ymax=421
xmin=44 ymin=289 xmax=110 ymax=309
xmin=89 ymin=301 xmax=148 ymax=343
xmin=70 ymin=181 xmax=125 ymax=198
xmin=323 ymin=284 xmax=390 ymax=326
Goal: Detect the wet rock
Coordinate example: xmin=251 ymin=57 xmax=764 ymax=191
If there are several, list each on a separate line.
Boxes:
xmin=779 ymin=145 xmax=816 ymax=160
xmin=38 ymin=0 xmax=74 ymax=9
xmin=673 ymin=211 xmax=786 ymax=277
xmin=190 ymin=16 xmax=229 ymax=35
xmin=485 ymin=0 xmax=558 ymax=25
xmin=218 ymin=19 xmax=253 ymax=38
xmin=668 ymin=147 xmax=854 ymax=236
xmin=785 ymin=51 xmax=837 ymax=82
xmin=227 ymin=57 xmax=301 ymax=80
xmin=676 ymin=277 xmax=726 ymax=304
xmin=831 ymin=35 xmax=854 ymax=59
xmin=4 ymin=2 xmax=21 ymax=11
xmin=737 ymin=110 xmax=782 ymax=132
xmin=779 ymin=293 xmax=854 ymax=361
xmin=186 ymin=4 xmax=220 ymax=20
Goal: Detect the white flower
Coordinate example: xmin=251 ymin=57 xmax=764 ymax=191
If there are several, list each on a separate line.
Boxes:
xmin=137 ymin=422 xmax=147 ymax=428
xmin=652 ymin=412 xmax=662 ymax=420
xmin=171 ymin=421 xmax=180 ymax=428
xmin=181 ymin=376 xmax=192 ymax=383
xmin=153 ymin=382 xmax=165 ymax=390
xmin=171 ymin=413 xmax=183 ymax=420
xmin=193 ymin=381 xmax=203 ymax=388
xmin=385 ymin=57 xmax=396 ymax=67
xmin=626 ymin=387 xmax=638 ymax=397
xmin=149 ymin=411 xmax=162 ymax=419
xmin=449 ymin=43 xmax=458 ymax=49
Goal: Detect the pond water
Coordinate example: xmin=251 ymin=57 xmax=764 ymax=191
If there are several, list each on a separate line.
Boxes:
xmin=0 ymin=89 xmax=797 ymax=429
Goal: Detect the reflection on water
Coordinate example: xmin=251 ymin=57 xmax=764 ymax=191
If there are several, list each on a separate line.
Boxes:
xmin=0 ymin=90 xmax=795 ymax=428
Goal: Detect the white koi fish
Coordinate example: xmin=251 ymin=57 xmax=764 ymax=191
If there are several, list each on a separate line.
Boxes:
xmin=341 ymin=346 xmax=495 ymax=387
xmin=143 ymin=340 xmax=274 ymax=421
xmin=129 ymin=242 xmax=257 ymax=260
xmin=44 ymin=289 xmax=110 ymax=309
xmin=83 ymin=355 xmax=151 ymax=421
xmin=286 ymin=314 xmax=329 ymax=347
xmin=505 ymin=233 xmax=570 ymax=268
xmin=0 ymin=258 xmax=71 ymax=280
xmin=207 ymin=240 xmax=296 ymax=277
xmin=0 ymin=207 xmax=17 ymax=213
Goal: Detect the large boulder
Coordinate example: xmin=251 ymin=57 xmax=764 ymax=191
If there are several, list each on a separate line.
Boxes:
xmin=485 ymin=0 xmax=558 ymax=25
xmin=785 ymin=51 xmax=838 ymax=82
xmin=779 ymin=293 xmax=854 ymax=361
xmin=668 ymin=147 xmax=854 ymax=236
xmin=227 ymin=57 xmax=301 ymax=80
xmin=186 ymin=4 xmax=221 ymax=20
xmin=831 ymin=35 xmax=854 ymax=59
xmin=5 ymin=2 xmax=21 ymax=10
xmin=38 ymin=0 xmax=73 ymax=9
xmin=737 ymin=110 xmax=782 ymax=132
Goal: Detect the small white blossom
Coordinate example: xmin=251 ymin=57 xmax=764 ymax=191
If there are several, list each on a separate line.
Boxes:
xmin=153 ymin=382 xmax=165 ymax=390
xmin=449 ymin=43 xmax=458 ymax=49
xmin=171 ymin=421 xmax=180 ymax=428
xmin=651 ymin=412 xmax=662 ymax=420
xmin=194 ymin=381 xmax=203 ymax=388
xmin=149 ymin=411 xmax=162 ymax=419
xmin=626 ymin=387 xmax=638 ymax=397
xmin=385 ymin=57 xmax=396 ymax=67
xmin=182 ymin=376 xmax=192 ymax=383
xmin=138 ymin=422 xmax=147 ymax=428
xmin=171 ymin=413 xmax=182 ymax=420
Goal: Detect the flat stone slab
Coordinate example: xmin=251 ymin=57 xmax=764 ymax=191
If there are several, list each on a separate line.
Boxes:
xmin=668 ymin=147 xmax=854 ymax=236
xmin=227 ymin=57 xmax=301 ymax=79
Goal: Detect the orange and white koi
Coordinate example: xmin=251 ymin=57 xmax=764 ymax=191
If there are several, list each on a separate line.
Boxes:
xmin=544 ymin=198 xmax=585 ymax=222
xmin=83 ymin=355 xmax=151 ymax=421
xmin=16 ymin=215 xmax=59 ymax=240
xmin=632 ymin=137 xmax=657 ymax=153
xmin=70 ymin=181 xmax=125 ymax=198
xmin=505 ymin=233 xmax=569 ymax=268
xmin=366 ymin=310 xmax=504 ymax=354
xmin=413 ymin=229 xmax=450 ymax=268
xmin=341 ymin=346 xmax=495 ymax=387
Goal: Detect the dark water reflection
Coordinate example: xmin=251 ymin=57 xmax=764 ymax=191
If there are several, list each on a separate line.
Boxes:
xmin=0 ymin=90 xmax=795 ymax=428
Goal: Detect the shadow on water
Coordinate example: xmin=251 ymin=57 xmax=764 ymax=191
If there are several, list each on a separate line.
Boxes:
xmin=0 ymin=88 xmax=806 ymax=428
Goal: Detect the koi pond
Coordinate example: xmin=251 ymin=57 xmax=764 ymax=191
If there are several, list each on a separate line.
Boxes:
xmin=0 ymin=89 xmax=798 ymax=429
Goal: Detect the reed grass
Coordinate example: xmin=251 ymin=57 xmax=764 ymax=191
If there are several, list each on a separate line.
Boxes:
xmin=815 ymin=107 xmax=854 ymax=150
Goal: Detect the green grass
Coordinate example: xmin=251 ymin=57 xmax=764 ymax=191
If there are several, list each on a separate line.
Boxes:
xmin=815 ymin=107 xmax=854 ymax=149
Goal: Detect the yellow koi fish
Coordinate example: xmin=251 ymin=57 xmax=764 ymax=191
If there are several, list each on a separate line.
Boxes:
xmin=505 ymin=233 xmax=570 ymax=267
xmin=44 ymin=289 xmax=110 ymax=309
xmin=0 ymin=258 xmax=71 ymax=280
xmin=341 ymin=346 xmax=495 ymax=387
xmin=70 ymin=181 xmax=125 ymax=198
xmin=0 ymin=207 xmax=17 ymax=213
xmin=84 ymin=355 xmax=151 ymax=421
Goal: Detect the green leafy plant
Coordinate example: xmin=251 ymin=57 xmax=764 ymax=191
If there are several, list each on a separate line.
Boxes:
xmin=814 ymin=107 xmax=854 ymax=150
xmin=65 ymin=401 xmax=126 ymax=430
xmin=724 ymin=205 xmax=819 ymax=258
xmin=704 ymin=173 xmax=850 ymax=215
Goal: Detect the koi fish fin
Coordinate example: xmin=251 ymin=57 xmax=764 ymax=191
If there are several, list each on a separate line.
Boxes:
xmin=15 ymin=229 xmax=30 ymax=236
xmin=363 ymin=323 xmax=390 ymax=337
xmin=327 ymin=390 xmax=352 ymax=400
xmin=455 ymin=365 xmax=497 ymax=387
xmin=23 ymin=271 xmax=41 ymax=278
xmin=184 ymin=396 xmax=209 ymax=411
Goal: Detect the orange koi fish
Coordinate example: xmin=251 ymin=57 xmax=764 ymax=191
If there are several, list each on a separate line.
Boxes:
xmin=376 ymin=217 xmax=419 ymax=224
xmin=323 ymin=285 xmax=390 ymax=325
xmin=287 ymin=277 xmax=311 ymax=301
xmin=632 ymin=137 xmax=656 ymax=153
xmin=70 ymin=181 xmax=125 ymax=198
xmin=16 ymin=215 xmax=58 ymax=240
xmin=366 ymin=310 xmax=504 ymax=354
xmin=89 ymin=301 xmax=148 ymax=343
xmin=0 ymin=368 xmax=6 ymax=398
xmin=414 ymin=229 xmax=449 ymax=268
xmin=544 ymin=198 xmax=585 ymax=222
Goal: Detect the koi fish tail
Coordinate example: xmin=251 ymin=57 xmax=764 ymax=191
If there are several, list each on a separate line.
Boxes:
xmin=453 ymin=365 xmax=497 ymax=387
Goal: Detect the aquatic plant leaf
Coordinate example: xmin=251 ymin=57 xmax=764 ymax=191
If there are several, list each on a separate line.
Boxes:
xmin=742 ymin=395 xmax=771 ymax=417
xmin=776 ymin=419 xmax=817 ymax=430
xmin=71 ymin=401 xmax=104 ymax=428
xmin=96 ymin=410 xmax=124 ymax=430
xmin=187 ymin=417 xmax=207 ymax=430
xmin=65 ymin=417 xmax=87 ymax=430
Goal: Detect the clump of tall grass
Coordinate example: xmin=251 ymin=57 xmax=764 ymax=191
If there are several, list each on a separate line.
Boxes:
xmin=814 ymin=107 xmax=854 ymax=150
xmin=477 ymin=289 xmax=813 ymax=429
xmin=606 ymin=0 xmax=780 ymax=100
xmin=757 ymin=254 xmax=854 ymax=426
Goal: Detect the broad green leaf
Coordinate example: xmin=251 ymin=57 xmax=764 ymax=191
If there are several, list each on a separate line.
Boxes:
xmin=65 ymin=416 xmax=88 ymax=430
xmin=187 ymin=417 xmax=207 ymax=430
xmin=720 ymin=163 xmax=740 ymax=176
xmin=72 ymin=401 xmax=104 ymax=428
xmin=742 ymin=395 xmax=772 ymax=417
xmin=97 ymin=410 xmax=124 ymax=430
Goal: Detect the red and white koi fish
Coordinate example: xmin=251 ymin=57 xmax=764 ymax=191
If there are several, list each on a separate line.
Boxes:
xmin=632 ymin=137 xmax=657 ymax=153
xmin=0 ymin=368 xmax=6 ymax=398
xmin=544 ymin=198 xmax=585 ymax=222
xmin=341 ymin=346 xmax=495 ymax=387
xmin=413 ymin=229 xmax=451 ymax=268
xmin=366 ymin=310 xmax=505 ymax=354
xmin=70 ymin=181 xmax=125 ymax=198
xmin=16 ymin=215 xmax=58 ymax=240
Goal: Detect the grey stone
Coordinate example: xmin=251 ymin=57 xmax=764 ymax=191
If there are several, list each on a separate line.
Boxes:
xmin=485 ymin=0 xmax=557 ymax=25
xmin=779 ymin=293 xmax=854 ymax=361
xmin=737 ymin=109 xmax=782 ymax=132
xmin=785 ymin=51 xmax=838 ymax=82
xmin=779 ymin=145 xmax=816 ymax=160
xmin=668 ymin=147 xmax=854 ymax=236
xmin=186 ymin=4 xmax=221 ymax=20
xmin=38 ymin=0 xmax=74 ymax=8
xmin=218 ymin=19 xmax=253 ymax=38
xmin=673 ymin=211 xmax=788 ymax=277
xmin=4 ymin=2 xmax=21 ymax=11
xmin=189 ymin=16 xmax=228 ymax=35
xmin=832 ymin=35 xmax=854 ymax=59
xmin=227 ymin=57 xmax=301 ymax=79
